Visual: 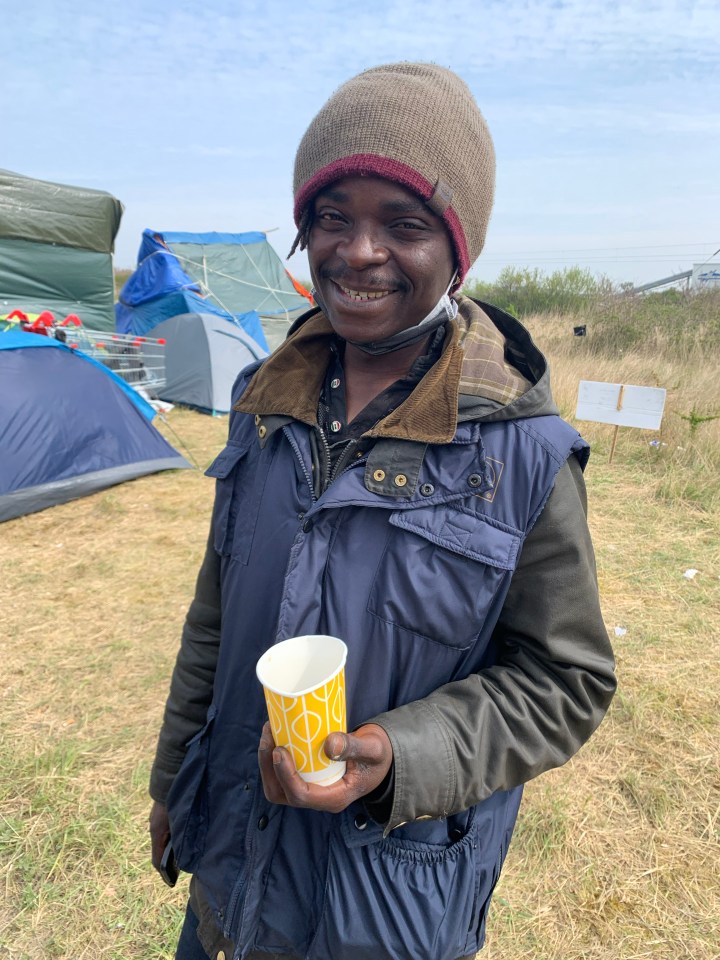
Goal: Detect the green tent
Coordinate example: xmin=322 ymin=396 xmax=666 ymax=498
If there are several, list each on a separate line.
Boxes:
xmin=0 ymin=169 xmax=123 ymax=332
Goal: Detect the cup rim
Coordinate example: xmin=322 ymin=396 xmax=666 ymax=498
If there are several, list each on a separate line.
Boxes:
xmin=256 ymin=634 xmax=347 ymax=698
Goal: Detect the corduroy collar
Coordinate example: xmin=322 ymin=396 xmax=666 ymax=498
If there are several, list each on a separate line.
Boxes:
xmin=234 ymin=297 xmax=530 ymax=444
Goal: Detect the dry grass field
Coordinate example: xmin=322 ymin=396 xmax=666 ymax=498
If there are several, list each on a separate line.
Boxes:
xmin=1 ymin=310 xmax=719 ymax=959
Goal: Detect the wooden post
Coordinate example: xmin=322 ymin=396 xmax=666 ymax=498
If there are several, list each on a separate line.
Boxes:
xmin=608 ymin=424 xmax=620 ymax=464
xmin=608 ymin=385 xmax=625 ymax=464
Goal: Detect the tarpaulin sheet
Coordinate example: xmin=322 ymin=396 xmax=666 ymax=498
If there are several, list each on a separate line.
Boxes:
xmin=0 ymin=168 xmax=123 ymax=253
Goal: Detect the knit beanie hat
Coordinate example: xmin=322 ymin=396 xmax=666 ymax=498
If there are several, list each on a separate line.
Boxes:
xmin=292 ymin=62 xmax=495 ymax=282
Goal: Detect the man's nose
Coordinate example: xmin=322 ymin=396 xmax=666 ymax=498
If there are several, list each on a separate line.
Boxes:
xmin=336 ymin=225 xmax=389 ymax=269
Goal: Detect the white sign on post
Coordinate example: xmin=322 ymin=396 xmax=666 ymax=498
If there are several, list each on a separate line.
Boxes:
xmin=575 ymin=381 xmax=667 ymax=462
xmin=576 ymin=381 xmax=666 ymax=430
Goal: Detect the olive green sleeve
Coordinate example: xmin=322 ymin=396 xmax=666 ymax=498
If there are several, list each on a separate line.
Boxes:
xmin=369 ymin=456 xmax=616 ymax=831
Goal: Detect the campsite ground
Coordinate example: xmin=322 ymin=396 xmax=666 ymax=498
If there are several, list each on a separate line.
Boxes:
xmin=1 ymin=312 xmax=719 ymax=959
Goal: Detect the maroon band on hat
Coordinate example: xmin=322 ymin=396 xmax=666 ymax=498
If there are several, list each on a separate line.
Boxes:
xmin=293 ymin=154 xmax=470 ymax=280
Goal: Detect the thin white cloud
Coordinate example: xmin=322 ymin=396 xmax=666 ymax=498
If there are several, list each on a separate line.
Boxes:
xmin=163 ymin=146 xmax=240 ymax=158
xmin=493 ymin=101 xmax=720 ymax=138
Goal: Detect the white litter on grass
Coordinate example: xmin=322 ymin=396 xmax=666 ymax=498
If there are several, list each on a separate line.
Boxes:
xmin=683 ymin=569 xmax=699 ymax=580
xmin=614 ymin=626 xmax=627 ymax=637
xmin=136 ymin=386 xmax=174 ymax=413
xmin=150 ymin=399 xmax=175 ymax=413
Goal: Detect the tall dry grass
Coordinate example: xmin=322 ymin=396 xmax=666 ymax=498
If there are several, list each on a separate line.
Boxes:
xmin=483 ymin=306 xmax=720 ymax=958
xmin=525 ymin=308 xmax=720 ymax=513
xmin=1 ymin=305 xmax=719 ymax=958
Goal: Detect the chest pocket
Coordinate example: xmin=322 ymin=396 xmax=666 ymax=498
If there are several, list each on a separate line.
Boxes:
xmin=205 ymin=438 xmax=272 ymax=564
xmin=367 ymin=503 xmax=522 ymax=650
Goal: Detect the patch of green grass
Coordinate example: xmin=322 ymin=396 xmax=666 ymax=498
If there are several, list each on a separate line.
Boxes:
xmin=1 ymin=732 xmax=188 ymax=957
xmin=510 ymin=795 xmax=569 ymax=861
xmin=94 ymin=493 xmax=128 ymax=516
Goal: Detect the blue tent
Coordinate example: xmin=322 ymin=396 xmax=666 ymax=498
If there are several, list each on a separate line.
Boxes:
xmin=115 ymin=230 xmax=313 ymax=350
xmin=0 ymin=331 xmax=190 ymax=522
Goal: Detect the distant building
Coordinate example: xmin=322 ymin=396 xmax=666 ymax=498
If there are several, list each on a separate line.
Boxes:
xmin=691 ymin=263 xmax=720 ymax=289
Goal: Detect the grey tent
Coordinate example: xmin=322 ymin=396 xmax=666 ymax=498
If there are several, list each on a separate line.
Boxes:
xmin=149 ymin=313 xmax=268 ymax=414
xmin=0 ymin=169 xmax=123 ymax=331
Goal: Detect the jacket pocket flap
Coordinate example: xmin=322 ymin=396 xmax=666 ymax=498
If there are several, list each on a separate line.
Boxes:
xmin=339 ymin=805 xmax=386 ymax=848
xmin=205 ymin=440 xmax=253 ymax=479
xmin=389 ymin=506 xmax=521 ymax=570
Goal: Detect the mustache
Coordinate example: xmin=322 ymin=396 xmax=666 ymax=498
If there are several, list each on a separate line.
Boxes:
xmin=318 ymin=266 xmax=407 ymax=292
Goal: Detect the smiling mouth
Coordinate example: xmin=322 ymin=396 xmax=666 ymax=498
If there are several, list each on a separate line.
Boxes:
xmin=336 ymin=283 xmax=392 ymax=301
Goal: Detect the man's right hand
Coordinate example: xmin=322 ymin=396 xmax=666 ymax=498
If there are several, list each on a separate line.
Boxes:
xmin=149 ymin=800 xmax=171 ymax=873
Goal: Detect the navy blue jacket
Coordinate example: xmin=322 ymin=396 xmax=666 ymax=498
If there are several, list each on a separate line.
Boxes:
xmin=157 ymin=299 xmax=615 ymax=960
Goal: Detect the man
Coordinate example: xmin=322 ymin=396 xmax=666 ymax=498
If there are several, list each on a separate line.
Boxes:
xmin=149 ymin=62 xmax=616 ymax=960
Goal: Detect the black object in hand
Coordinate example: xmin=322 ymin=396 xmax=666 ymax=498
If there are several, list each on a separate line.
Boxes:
xmin=159 ymin=841 xmax=179 ymax=887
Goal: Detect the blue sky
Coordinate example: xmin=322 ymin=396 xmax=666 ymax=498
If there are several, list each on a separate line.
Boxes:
xmin=3 ymin=0 xmax=719 ymax=285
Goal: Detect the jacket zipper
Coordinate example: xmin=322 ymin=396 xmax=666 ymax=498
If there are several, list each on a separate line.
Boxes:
xmin=225 ymin=435 xmax=367 ymax=944
xmin=284 ymin=425 xmax=366 ymax=503
xmin=224 ymin=792 xmax=263 ymax=946
xmin=225 ymin=866 xmax=248 ymax=944
xmin=283 ymin=426 xmax=317 ymax=502
xmin=316 ymin=427 xmax=333 ymax=494
xmin=328 ymin=438 xmax=361 ymax=485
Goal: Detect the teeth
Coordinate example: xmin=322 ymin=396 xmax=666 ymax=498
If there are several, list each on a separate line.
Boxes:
xmin=339 ymin=285 xmax=390 ymax=301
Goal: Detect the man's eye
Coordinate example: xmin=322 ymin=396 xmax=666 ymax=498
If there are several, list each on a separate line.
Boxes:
xmin=395 ymin=220 xmax=425 ymax=230
xmin=316 ymin=211 xmax=344 ymax=222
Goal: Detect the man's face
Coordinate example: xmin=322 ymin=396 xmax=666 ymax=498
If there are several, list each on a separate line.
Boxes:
xmin=307 ymin=175 xmax=455 ymax=344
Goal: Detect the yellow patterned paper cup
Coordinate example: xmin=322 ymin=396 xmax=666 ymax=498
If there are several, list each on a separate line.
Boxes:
xmin=256 ymin=635 xmax=347 ymax=786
